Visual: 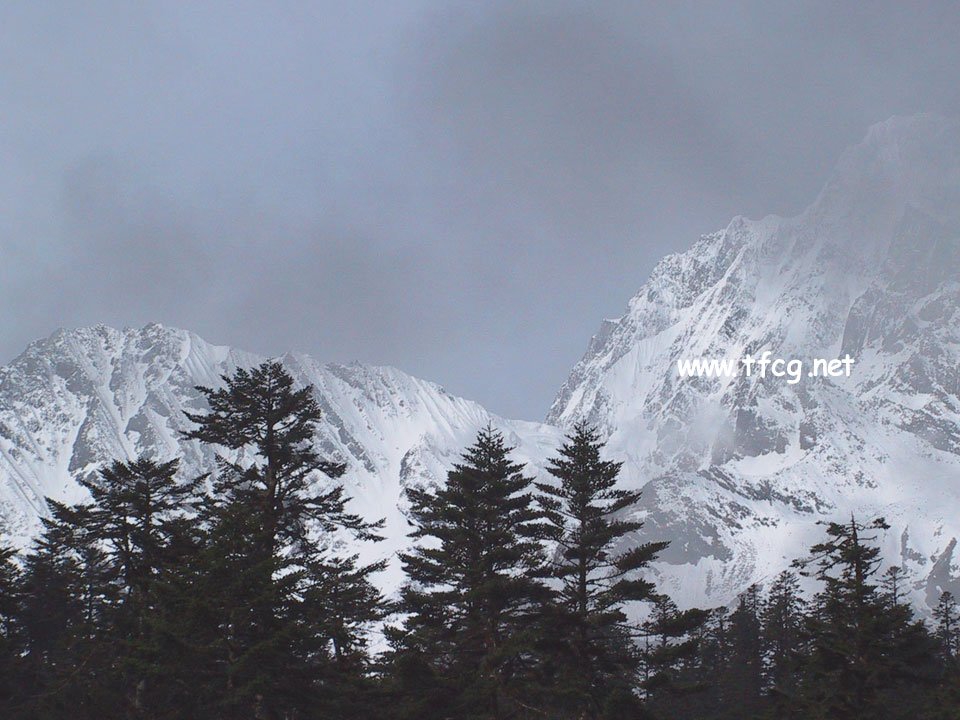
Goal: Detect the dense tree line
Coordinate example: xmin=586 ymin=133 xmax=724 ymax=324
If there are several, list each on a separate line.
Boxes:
xmin=0 ymin=361 xmax=957 ymax=718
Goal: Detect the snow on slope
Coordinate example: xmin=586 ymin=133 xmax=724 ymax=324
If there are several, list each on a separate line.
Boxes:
xmin=3 ymin=114 xmax=960 ymax=612
xmin=0 ymin=323 xmax=561 ymax=591
xmin=549 ymin=114 xmax=960 ymax=609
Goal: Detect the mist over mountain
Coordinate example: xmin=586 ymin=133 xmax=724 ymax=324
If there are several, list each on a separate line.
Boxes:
xmin=2 ymin=115 xmax=960 ymax=610
xmin=551 ymin=113 xmax=960 ymax=608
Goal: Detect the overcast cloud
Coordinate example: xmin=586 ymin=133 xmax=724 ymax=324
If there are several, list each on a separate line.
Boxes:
xmin=2 ymin=1 xmax=959 ymax=418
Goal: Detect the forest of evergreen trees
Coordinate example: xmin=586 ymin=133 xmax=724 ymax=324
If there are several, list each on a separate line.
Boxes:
xmin=0 ymin=360 xmax=958 ymax=719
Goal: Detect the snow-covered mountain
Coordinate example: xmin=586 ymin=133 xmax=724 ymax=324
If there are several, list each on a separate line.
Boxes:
xmin=2 ymin=114 xmax=960 ymax=610
xmin=0 ymin=323 xmax=560 ymax=589
xmin=549 ymin=114 xmax=960 ymax=608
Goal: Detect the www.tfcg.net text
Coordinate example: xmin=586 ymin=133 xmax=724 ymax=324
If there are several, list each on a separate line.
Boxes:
xmin=677 ymin=352 xmax=855 ymax=385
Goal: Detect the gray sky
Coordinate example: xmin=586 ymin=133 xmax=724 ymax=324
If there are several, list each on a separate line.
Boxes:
xmin=2 ymin=1 xmax=959 ymax=419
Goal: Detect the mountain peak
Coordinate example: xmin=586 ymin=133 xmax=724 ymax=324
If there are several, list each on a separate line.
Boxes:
xmin=548 ymin=115 xmax=960 ymax=607
xmin=5 ymin=118 xmax=960 ymax=611
xmin=861 ymin=113 xmax=952 ymax=148
xmin=815 ymin=113 xmax=960 ymax=228
xmin=0 ymin=324 xmax=560 ymax=590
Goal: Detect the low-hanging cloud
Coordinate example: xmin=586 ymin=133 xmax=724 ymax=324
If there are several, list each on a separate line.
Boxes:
xmin=2 ymin=0 xmax=959 ymax=418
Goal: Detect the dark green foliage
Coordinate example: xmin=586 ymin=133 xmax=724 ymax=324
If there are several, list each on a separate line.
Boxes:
xmin=0 ymin=545 xmax=23 ymax=716
xmin=925 ymin=591 xmax=960 ymax=718
xmin=761 ymin=570 xmax=805 ymax=710
xmin=6 ymin=459 xmax=207 ymax=719
xmin=639 ymin=594 xmax=711 ymax=716
xmin=390 ymin=426 xmax=552 ymax=719
xmin=5 ymin=386 xmax=960 ymax=720
xmin=297 ymin=552 xmax=391 ymax=719
xmin=717 ymin=585 xmax=764 ymax=716
xmin=536 ymin=423 xmax=666 ymax=718
xmin=3 ymin=361 xmax=388 ymax=719
xmin=792 ymin=517 xmax=939 ymax=719
xmin=15 ymin=501 xmax=120 ymax=719
xmin=182 ymin=360 xmax=385 ymax=718
xmin=881 ymin=565 xmax=908 ymax=607
xmin=183 ymin=361 xmax=381 ymax=551
xmin=934 ymin=591 xmax=960 ymax=661
xmin=78 ymin=458 xmax=203 ymax=714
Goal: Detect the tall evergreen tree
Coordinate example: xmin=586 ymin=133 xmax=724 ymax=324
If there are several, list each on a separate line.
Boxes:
xmin=78 ymin=457 xmax=204 ymax=714
xmin=183 ymin=360 xmax=383 ymax=719
xmin=760 ymin=570 xmax=805 ymax=711
xmin=136 ymin=511 xmax=220 ymax=718
xmin=16 ymin=501 xmax=118 ymax=719
xmin=720 ymin=585 xmax=764 ymax=716
xmin=928 ymin=591 xmax=960 ymax=718
xmin=934 ymin=591 xmax=960 ymax=661
xmin=693 ymin=607 xmax=730 ymax=713
xmin=297 ymin=551 xmax=390 ymax=719
xmin=639 ymin=595 xmax=711 ymax=717
xmin=0 ymin=545 xmax=24 ymax=716
xmin=793 ymin=517 xmax=937 ymax=719
xmin=183 ymin=362 xmax=380 ymax=554
xmin=390 ymin=426 xmax=550 ymax=719
xmin=536 ymin=423 xmax=666 ymax=718
xmin=881 ymin=566 xmax=908 ymax=607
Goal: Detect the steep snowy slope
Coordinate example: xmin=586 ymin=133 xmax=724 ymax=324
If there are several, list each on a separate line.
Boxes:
xmin=0 ymin=323 xmax=561 ymax=587
xmin=3 ymin=114 xmax=960 ymax=612
xmin=549 ymin=114 xmax=960 ymax=608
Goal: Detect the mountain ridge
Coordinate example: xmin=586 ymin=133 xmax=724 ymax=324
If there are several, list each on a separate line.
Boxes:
xmin=3 ymin=114 xmax=960 ymax=610
xmin=0 ymin=322 xmax=561 ymax=592
xmin=548 ymin=113 xmax=960 ymax=608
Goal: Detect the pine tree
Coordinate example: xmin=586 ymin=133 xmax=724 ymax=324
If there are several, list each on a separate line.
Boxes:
xmin=928 ymin=591 xmax=960 ymax=718
xmin=881 ymin=566 xmax=908 ymax=607
xmin=16 ymin=501 xmax=119 ymax=719
xmin=678 ymin=606 xmax=729 ymax=719
xmin=183 ymin=362 xmax=380 ymax=553
xmin=760 ymin=570 xmax=805 ymax=711
xmin=639 ymin=594 xmax=711 ymax=716
xmin=183 ymin=360 xmax=383 ymax=719
xmin=391 ymin=426 xmax=551 ymax=719
xmin=536 ymin=423 xmax=666 ymax=717
xmin=720 ymin=585 xmax=764 ymax=717
xmin=934 ymin=591 xmax=959 ymax=661
xmin=137 ymin=513 xmax=219 ymax=718
xmin=78 ymin=457 xmax=203 ymax=714
xmin=297 ymin=552 xmax=390 ymax=719
xmin=662 ymin=591 xmax=767 ymax=720
xmin=0 ymin=546 xmax=24 ymax=716
xmin=793 ymin=517 xmax=937 ymax=719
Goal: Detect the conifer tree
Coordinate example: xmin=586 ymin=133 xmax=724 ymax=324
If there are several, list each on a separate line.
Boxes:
xmin=391 ymin=426 xmax=550 ymax=719
xmin=639 ymin=595 xmax=710 ymax=716
xmin=881 ymin=566 xmax=908 ymax=607
xmin=184 ymin=362 xmax=380 ymax=553
xmin=298 ymin=552 xmax=390 ymax=719
xmin=0 ymin=546 xmax=23 ymax=716
xmin=79 ymin=458 xmax=201 ymax=596
xmin=183 ymin=360 xmax=383 ymax=719
xmin=16 ymin=501 xmax=118 ymax=719
xmin=793 ymin=517 xmax=937 ymax=719
xmin=78 ymin=457 xmax=203 ymax=713
xmin=721 ymin=585 xmax=764 ymax=716
xmin=935 ymin=591 xmax=960 ymax=661
xmin=676 ymin=607 xmax=728 ymax=718
xmin=136 ymin=512 xmax=220 ymax=718
xmin=760 ymin=570 xmax=805 ymax=709
xmin=536 ymin=423 xmax=666 ymax=717
xmin=929 ymin=591 xmax=960 ymax=718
